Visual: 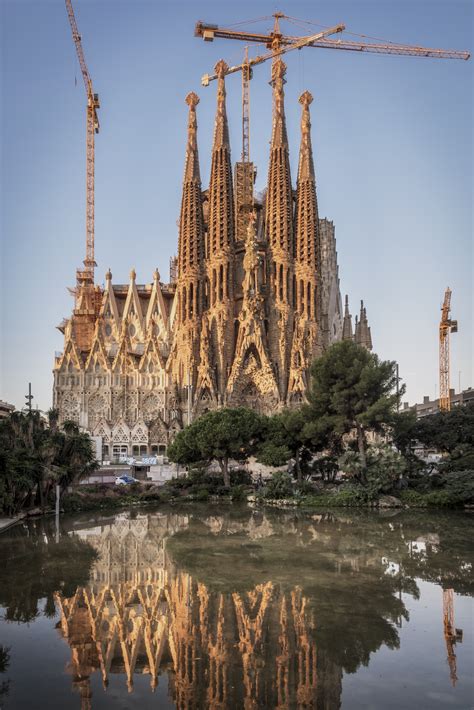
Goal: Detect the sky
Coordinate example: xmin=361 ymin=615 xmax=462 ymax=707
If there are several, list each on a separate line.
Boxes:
xmin=0 ymin=0 xmax=472 ymax=413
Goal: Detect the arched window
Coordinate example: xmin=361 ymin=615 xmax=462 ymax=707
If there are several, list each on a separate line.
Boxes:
xmin=292 ymin=275 xmax=297 ymax=309
xmin=182 ymin=288 xmax=187 ymax=322
xmin=300 ymin=280 xmax=304 ymax=314
xmin=212 ymin=269 xmax=217 ymax=306
xmin=279 ymin=264 xmax=284 ymax=301
xmin=307 ymin=282 xmax=311 ymax=318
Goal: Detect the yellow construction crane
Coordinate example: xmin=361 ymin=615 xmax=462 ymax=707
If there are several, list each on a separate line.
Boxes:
xmin=197 ymin=13 xmax=469 ymax=160
xmin=65 ymin=0 xmax=100 ymax=288
xmin=196 ymin=12 xmax=469 ymax=240
xmin=439 ymin=288 xmax=458 ymax=411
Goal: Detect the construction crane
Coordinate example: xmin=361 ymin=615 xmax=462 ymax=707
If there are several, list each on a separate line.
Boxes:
xmin=439 ymin=288 xmax=458 ymax=411
xmin=443 ymin=588 xmax=463 ymax=686
xmin=196 ymin=13 xmax=469 ymax=240
xmin=65 ymin=0 xmax=100 ymax=288
xmin=195 ymin=12 xmax=470 ymax=60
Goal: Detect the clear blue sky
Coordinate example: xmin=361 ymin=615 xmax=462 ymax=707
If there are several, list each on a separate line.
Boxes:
xmin=1 ymin=0 xmax=472 ymax=412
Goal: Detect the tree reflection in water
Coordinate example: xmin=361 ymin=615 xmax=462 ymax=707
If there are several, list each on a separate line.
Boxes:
xmin=47 ymin=507 xmax=473 ymax=709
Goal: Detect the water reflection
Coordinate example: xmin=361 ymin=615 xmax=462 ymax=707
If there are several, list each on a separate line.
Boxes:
xmin=50 ymin=508 xmax=472 ymax=709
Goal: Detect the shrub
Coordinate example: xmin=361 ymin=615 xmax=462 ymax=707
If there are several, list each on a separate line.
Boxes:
xmin=295 ymin=480 xmax=315 ymax=496
xmin=339 ymin=444 xmax=406 ymax=500
xmin=399 ymin=490 xmax=427 ymax=507
xmin=263 ymin=471 xmax=294 ymax=500
xmin=230 ymin=484 xmax=247 ymax=502
xmin=193 ymin=488 xmax=210 ymax=502
xmin=304 ymin=485 xmax=366 ymax=507
xmin=230 ymin=469 xmax=252 ymax=486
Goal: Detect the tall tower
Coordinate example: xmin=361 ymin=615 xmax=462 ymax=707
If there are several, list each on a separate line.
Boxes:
xmin=205 ymin=60 xmax=236 ymax=402
xmin=265 ymin=58 xmax=295 ymax=399
xmin=288 ymin=91 xmax=320 ymax=402
xmin=170 ymin=92 xmax=205 ymax=404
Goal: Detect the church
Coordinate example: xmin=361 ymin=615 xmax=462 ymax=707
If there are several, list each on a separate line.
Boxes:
xmin=52 ymin=58 xmax=372 ymax=460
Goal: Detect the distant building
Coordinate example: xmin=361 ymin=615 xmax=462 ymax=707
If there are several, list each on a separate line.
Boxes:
xmin=0 ymin=400 xmax=15 ymax=419
xmin=402 ymin=387 xmax=474 ymax=419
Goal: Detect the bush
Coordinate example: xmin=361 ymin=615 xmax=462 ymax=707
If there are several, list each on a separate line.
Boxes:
xmin=399 ymin=490 xmax=428 ymax=507
xmin=339 ymin=444 xmax=406 ymax=500
xmin=305 ymin=485 xmax=366 ymax=507
xmin=230 ymin=484 xmax=247 ymax=502
xmin=295 ymin=480 xmax=315 ymax=496
xmin=193 ymin=488 xmax=210 ymax=502
xmin=230 ymin=469 xmax=252 ymax=486
xmin=263 ymin=471 xmax=294 ymax=500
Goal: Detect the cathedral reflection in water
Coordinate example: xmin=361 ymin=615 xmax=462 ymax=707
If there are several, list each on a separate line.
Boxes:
xmin=55 ymin=513 xmax=342 ymax=709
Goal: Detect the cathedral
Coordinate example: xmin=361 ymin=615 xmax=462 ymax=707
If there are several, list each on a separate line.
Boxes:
xmin=53 ymin=58 xmax=372 ymax=460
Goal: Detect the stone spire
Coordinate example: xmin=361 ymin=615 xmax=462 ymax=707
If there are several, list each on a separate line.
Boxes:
xmin=295 ymin=91 xmax=319 ymax=273
xmin=178 ymin=92 xmax=204 ymax=282
xmin=354 ymin=300 xmax=373 ymax=350
xmin=265 ymin=58 xmax=295 ymax=400
xmin=170 ymin=93 xmax=205 ymax=409
xmin=208 ymin=60 xmax=234 ymax=258
xmin=342 ymin=295 xmax=353 ymax=340
xmin=266 ymin=58 xmax=293 ymax=257
xmin=205 ymin=61 xmax=236 ymax=402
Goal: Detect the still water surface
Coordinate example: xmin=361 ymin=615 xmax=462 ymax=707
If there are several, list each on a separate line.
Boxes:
xmin=0 ymin=505 xmax=472 ymax=709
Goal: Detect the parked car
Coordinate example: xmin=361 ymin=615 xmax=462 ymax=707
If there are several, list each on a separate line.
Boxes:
xmin=115 ymin=475 xmax=139 ymax=486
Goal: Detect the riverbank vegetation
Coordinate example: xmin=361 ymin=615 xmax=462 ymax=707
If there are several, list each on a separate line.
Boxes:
xmin=168 ymin=341 xmax=474 ymax=509
xmin=0 ymin=410 xmax=97 ymax=516
xmin=1 ymin=342 xmax=472 ymax=516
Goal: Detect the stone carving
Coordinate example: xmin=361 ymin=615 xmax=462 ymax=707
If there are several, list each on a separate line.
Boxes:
xmin=53 ymin=73 xmax=371 ymax=446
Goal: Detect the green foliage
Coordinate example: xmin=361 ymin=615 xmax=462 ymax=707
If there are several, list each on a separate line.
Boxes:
xmin=0 ymin=410 xmax=98 ymax=515
xmin=413 ymin=402 xmax=474 ymax=454
xmin=339 ymin=444 xmax=406 ymax=501
xmin=257 ymin=409 xmax=311 ymax=482
xmin=230 ymin=469 xmax=252 ymax=486
xmin=392 ymin=403 xmax=474 ymax=475
xmin=304 ymin=341 xmax=402 ymax=480
xmin=305 ymin=485 xmax=366 ymax=507
xmin=168 ymin=408 xmax=266 ymax=487
xmin=294 ymin=480 xmax=315 ymax=496
xmin=193 ymin=488 xmax=210 ymax=502
xmin=230 ymin=484 xmax=248 ymax=502
xmin=262 ymin=471 xmax=294 ymax=500
xmin=310 ymin=456 xmax=339 ymax=483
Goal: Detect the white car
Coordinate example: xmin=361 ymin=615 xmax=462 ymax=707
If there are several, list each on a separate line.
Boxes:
xmin=115 ymin=475 xmax=139 ymax=486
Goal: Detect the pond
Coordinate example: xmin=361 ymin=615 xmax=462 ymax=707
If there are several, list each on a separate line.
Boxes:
xmin=0 ymin=505 xmax=472 ymax=709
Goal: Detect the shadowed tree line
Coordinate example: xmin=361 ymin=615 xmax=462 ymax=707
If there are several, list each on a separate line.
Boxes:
xmin=0 ymin=409 xmax=97 ymax=516
xmin=0 ymin=517 xmax=98 ymax=623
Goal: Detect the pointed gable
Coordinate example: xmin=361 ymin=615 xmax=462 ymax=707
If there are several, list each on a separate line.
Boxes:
xmin=145 ymin=269 xmax=169 ymax=338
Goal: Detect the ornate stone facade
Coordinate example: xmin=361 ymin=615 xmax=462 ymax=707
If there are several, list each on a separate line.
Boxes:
xmin=53 ymin=63 xmax=372 ymax=457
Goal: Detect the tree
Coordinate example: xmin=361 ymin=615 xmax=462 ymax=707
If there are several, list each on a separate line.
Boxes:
xmin=392 ymin=403 xmax=474 ymax=472
xmin=257 ymin=409 xmax=310 ymax=483
xmin=305 ymin=341 xmax=402 ymax=483
xmin=413 ymin=402 xmax=474 ymax=454
xmin=0 ymin=410 xmax=97 ymax=515
xmin=168 ymin=408 xmax=266 ymax=487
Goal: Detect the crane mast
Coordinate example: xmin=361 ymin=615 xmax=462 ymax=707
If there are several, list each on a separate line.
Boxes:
xmin=439 ymin=288 xmax=458 ymax=411
xmin=65 ymin=0 xmax=99 ymax=288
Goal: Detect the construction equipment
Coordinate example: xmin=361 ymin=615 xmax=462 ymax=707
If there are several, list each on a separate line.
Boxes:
xmin=443 ymin=588 xmax=463 ymax=686
xmin=197 ymin=12 xmax=469 ymax=240
xmin=439 ymin=288 xmax=458 ymax=411
xmin=195 ymin=13 xmax=470 ymax=60
xmin=65 ymin=0 xmax=100 ymax=288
